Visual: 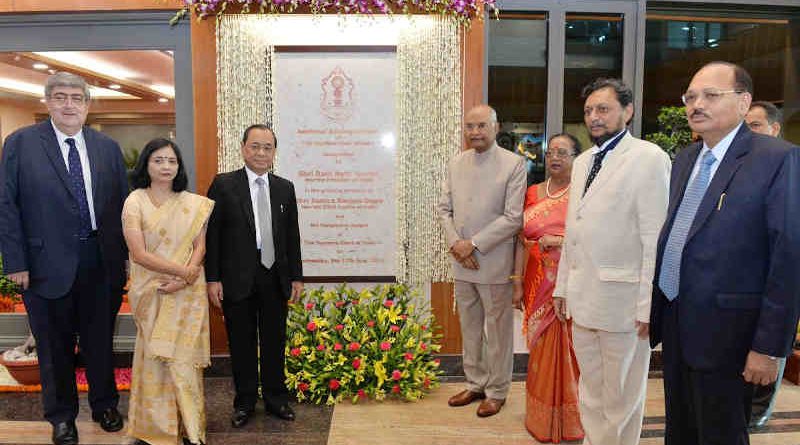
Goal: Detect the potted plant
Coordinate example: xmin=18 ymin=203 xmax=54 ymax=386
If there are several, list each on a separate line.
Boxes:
xmin=645 ymin=106 xmax=693 ymax=159
xmin=0 ymin=255 xmax=21 ymax=313
xmin=0 ymin=333 xmax=39 ymax=385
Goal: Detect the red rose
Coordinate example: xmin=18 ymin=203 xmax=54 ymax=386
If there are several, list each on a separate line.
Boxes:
xmin=335 ymin=324 xmax=344 ymax=331
xmin=348 ymin=342 xmax=361 ymax=351
xmin=335 ymin=300 xmax=345 ymax=308
xmin=305 ymin=302 xmax=315 ymax=310
xmin=390 ymin=325 xmax=400 ymax=333
xmin=290 ymin=347 xmax=301 ymax=357
xmin=367 ymin=320 xmax=376 ymax=328
xmin=352 ymin=358 xmax=361 ymax=370
xmin=357 ymin=389 xmax=366 ymax=398
xmin=404 ymin=352 xmax=414 ymax=361
xmin=329 ymin=379 xmax=340 ymax=391
xmin=306 ymin=322 xmax=317 ymax=331
xmin=392 ymin=384 xmax=401 ymax=394
xmin=317 ymin=344 xmax=326 ymax=351
xmin=392 ymin=369 xmax=402 ymax=381
xmin=334 ymin=343 xmax=343 ymax=351
xmin=380 ymin=341 xmax=391 ymax=351
xmin=384 ymin=300 xmax=394 ymax=308
xmin=298 ymin=382 xmax=309 ymax=392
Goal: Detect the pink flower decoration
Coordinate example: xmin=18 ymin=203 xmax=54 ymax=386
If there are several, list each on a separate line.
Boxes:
xmin=423 ymin=378 xmax=431 ymax=388
xmin=335 ymin=300 xmax=345 ymax=308
xmin=317 ymin=344 xmax=326 ymax=351
xmin=352 ymin=299 xmax=360 ymax=305
xmin=352 ymin=358 xmax=361 ymax=370
xmin=357 ymin=389 xmax=366 ymax=398
xmin=380 ymin=341 xmax=391 ymax=351
xmin=348 ymin=342 xmax=361 ymax=351
xmin=384 ymin=300 xmax=394 ymax=308
xmin=420 ymin=343 xmax=427 ymax=350
xmin=305 ymin=302 xmax=315 ymax=310
xmin=404 ymin=352 xmax=414 ymax=361
xmin=392 ymin=384 xmax=401 ymax=394
xmin=298 ymin=382 xmax=309 ymax=392
xmin=335 ymin=324 xmax=344 ymax=331
xmin=329 ymin=379 xmax=340 ymax=390
xmin=367 ymin=320 xmax=376 ymax=328
xmin=390 ymin=325 xmax=400 ymax=333
xmin=392 ymin=369 xmax=402 ymax=381
xmin=290 ymin=347 xmax=301 ymax=357
xmin=421 ymin=325 xmax=428 ymax=331
xmin=306 ymin=321 xmax=317 ymax=331
xmin=334 ymin=343 xmax=343 ymax=351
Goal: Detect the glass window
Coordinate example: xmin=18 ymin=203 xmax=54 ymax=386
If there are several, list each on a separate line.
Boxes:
xmin=488 ymin=12 xmax=548 ymax=185
xmin=644 ymin=14 xmax=800 ymax=145
xmin=563 ymin=13 xmax=624 ymax=150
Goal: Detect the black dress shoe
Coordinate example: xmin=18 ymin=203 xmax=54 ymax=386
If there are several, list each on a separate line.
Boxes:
xmin=266 ymin=402 xmax=295 ymax=421
xmin=52 ymin=421 xmax=78 ymax=445
xmin=92 ymin=407 xmax=124 ymax=432
xmin=182 ymin=438 xmax=205 ymax=445
xmin=230 ymin=408 xmax=253 ymax=428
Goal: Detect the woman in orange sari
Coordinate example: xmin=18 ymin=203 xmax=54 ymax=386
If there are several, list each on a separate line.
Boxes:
xmin=512 ymin=133 xmax=583 ymax=443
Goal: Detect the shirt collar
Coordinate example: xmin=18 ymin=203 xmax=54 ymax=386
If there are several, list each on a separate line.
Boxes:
xmin=50 ymin=120 xmax=84 ymax=147
xmin=590 ymin=129 xmax=626 ymax=155
xmin=245 ymin=166 xmax=270 ymax=186
xmin=700 ymin=122 xmax=743 ymax=163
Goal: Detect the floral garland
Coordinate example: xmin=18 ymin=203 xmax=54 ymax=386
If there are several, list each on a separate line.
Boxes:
xmin=171 ymin=0 xmax=497 ymax=25
xmin=285 ymin=284 xmax=442 ymax=404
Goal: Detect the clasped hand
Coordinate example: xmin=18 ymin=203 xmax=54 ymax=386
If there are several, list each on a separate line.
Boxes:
xmin=450 ymin=239 xmax=479 ymax=270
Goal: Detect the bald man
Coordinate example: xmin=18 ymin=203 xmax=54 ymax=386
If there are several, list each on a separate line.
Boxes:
xmin=437 ymin=105 xmax=526 ymax=417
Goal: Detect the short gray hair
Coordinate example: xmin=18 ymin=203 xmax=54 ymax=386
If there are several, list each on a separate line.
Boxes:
xmin=44 ymin=72 xmax=91 ymax=100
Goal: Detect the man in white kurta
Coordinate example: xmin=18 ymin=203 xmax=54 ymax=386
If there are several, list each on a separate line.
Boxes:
xmin=553 ymin=79 xmax=670 ymax=445
xmin=437 ymin=104 xmax=526 ymax=418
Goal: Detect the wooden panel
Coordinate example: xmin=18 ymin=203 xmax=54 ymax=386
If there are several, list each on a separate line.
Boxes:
xmin=3 ymin=0 xmax=181 ymax=12
xmin=462 ymin=16 xmax=485 ymax=150
xmin=430 ymin=282 xmax=461 ymax=354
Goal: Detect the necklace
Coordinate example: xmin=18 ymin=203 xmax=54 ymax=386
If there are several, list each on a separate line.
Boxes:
xmin=545 ymin=177 xmax=570 ymax=199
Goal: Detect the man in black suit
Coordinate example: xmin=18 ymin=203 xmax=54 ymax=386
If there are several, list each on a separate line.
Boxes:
xmin=206 ymin=124 xmax=304 ymax=427
xmin=0 ymin=72 xmax=128 ymax=445
xmin=650 ymin=62 xmax=800 ymax=445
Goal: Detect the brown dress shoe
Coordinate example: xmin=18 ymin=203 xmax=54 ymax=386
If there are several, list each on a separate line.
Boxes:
xmin=476 ymin=398 xmax=505 ymax=417
xmin=448 ymin=390 xmax=486 ymax=407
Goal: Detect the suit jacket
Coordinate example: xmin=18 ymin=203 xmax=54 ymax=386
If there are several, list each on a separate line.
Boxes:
xmin=650 ymin=125 xmax=800 ymax=370
xmin=0 ymin=120 xmax=128 ymax=298
xmin=205 ymin=168 xmax=302 ymax=301
xmin=436 ymin=144 xmax=526 ymax=285
xmin=553 ymin=132 xmax=670 ymax=332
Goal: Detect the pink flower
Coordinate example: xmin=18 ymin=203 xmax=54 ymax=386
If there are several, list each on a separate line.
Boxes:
xmin=290 ymin=347 xmax=301 ymax=357
xmin=390 ymin=325 xmax=400 ymax=333
xmin=329 ymin=379 xmax=340 ymax=390
xmin=434 ymin=358 xmax=441 ymax=364
xmin=348 ymin=342 xmax=361 ymax=351
xmin=399 ymin=314 xmax=408 ymax=320
xmin=335 ymin=300 xmax=345 ymax=308
xmin=298 ymin=382 xmax=309 ymax=392
xmin=380 ymin=341 xmax=391 ymax=351
xmin=334 ymin=343 xmax=343 ymax=351
xmin=392 ymin=384 xmax=401 ymax=394
xmin=423 ymin=378 xmax=431 ymax=388
xmin=367 ymin=320 xmax=376 ymax=328
xmin=317 ymin=344 xmax=326 ymax=351
xmin=404 ymin=352 xmax=414 ymax=361
xmin=335 ymin=324 xmax=344 ymax=331
xmin=305 ymin=302 xmax=315 ymax=310
xmin=392 ymin=369 xmax=402 ymax=381
xmin=357 ymin=389 xmax=366 ymax=398
xmin=421 ymin=325 xmax=428 ymax=331
xmin=352 ymin=358 xmax=361 ymax=370
xmin=352 ymin=299 xmax=360 ymax=305
xmin=420 ymin=343 xmax=427 ymax=351
xmin=306 ymin=321 xmax=317 ymax=331
xmin=384 ymin=300 xmax=394 ymax=308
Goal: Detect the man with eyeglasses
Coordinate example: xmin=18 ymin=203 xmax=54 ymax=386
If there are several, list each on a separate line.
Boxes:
xmin=650 ymin=62 xmax=800 ymax=445
xmin=0 ymin=72 xmax=128 ymax=445
xmin=552 ymin=78 xmax=670 ymax=445
xmin=437 ymin=104 xmax=526 ymax=418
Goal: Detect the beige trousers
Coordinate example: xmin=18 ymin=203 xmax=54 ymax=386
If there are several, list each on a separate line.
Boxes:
xmin=454 ymin=280 xmax=514 ymax=400
xmin=572 ymin=323 xmax=650 ymax=445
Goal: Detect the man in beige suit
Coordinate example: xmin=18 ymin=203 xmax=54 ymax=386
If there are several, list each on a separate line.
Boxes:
xmin=553 ymin=78 xmax=670 ymax=445
xmin=437 ymin=104 xmax=526 ymax=418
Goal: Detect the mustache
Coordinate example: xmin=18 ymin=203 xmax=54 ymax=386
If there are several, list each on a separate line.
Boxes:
xmin=691 ymin=110 xmax=709 ymax=119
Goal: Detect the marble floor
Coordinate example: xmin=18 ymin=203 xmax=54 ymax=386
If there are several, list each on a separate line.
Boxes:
xmin=1 ymin=377 xmax=799 ymax=444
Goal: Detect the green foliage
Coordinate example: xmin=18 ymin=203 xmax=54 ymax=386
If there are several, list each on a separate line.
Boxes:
xmin=122 ymin=147 xmax=141 ymax=171
xmin=0 ymin=255 xmax=20 ymax=299
xmin=645 ymin=106 xmax=693 ymax=159
xmin=285 ymin=283 xmax=443 ymax=405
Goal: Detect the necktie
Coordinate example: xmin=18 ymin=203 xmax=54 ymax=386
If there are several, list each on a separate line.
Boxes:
xmin=583 ymin=148 xmax=611 ymax=195
xmin=65 ymin=138 xmax=92 ymax=237
xmin=255 ymin=177 xmax=275 ymax=269
xmin=658 ymin=151 xmax=717 ymax=301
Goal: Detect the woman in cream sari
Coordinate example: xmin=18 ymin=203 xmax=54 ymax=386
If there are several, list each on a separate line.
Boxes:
xmin=122 ymin=138 xmax=214 ymax=445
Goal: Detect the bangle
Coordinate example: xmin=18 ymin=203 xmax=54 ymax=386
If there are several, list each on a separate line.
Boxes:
xmin=509 ymin=275 xmax=522 ymax=281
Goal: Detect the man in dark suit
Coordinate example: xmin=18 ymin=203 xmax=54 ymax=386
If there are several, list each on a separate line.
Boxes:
xmin=0 ymin=72 xmax=128 ymax=445
xmin=206 ymin=124 xmax=303 ymax=427
xmin=650 ymin=61 xmax=800 ymax=445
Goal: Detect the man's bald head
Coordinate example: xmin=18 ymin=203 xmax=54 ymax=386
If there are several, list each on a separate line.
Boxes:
xmin=464 ymin=105 xmax=499 ymax=152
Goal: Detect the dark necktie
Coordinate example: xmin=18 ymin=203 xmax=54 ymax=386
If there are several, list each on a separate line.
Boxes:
xmin=65 ymin=138 xmax=92 ymax=237
xmin=583 ymin=148 xmax=611 ymax=196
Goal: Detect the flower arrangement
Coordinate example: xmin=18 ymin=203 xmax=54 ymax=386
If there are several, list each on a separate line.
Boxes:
xmin=170 ymin=0 xmax=497 ymax=25
xmin=285 ymin=283 xmax=442 ymax=405
xmin=0 ymin=255 xmax=21 ymax=313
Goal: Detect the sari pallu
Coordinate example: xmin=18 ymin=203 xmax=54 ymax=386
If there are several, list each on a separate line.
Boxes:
xmin=522 ymin=184 xmax=583 ymax=443
xmin=123 ymin=190 xmax=214 ymax=445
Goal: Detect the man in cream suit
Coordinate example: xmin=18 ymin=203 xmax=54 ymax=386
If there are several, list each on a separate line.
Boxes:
xmin=553 ymin=78 xmax=670 ymax=445
xmin=437 ymin=104 xmax=526 ymax=418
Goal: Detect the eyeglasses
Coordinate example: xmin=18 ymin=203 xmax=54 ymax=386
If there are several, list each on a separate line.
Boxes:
xmin=681 ymin=89 xmax=743 ymax=106
xmin=583 ymin=105 xmax=612 ymax=117
xmin=465 ymin=122 xmax=491 ymax=131
xmin=47 ymin=93 xmax=88 ymax=106
xmin=547 ymin=149 xmax=575 ymax=159
xmin=246 ymin=144 xmax=274 ymax=153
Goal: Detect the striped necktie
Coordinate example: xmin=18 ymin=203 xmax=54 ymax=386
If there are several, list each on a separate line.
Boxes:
xmin=65 ymin=137 xmax=92 ymax=237
xmin=658 ymin=151 xmax=717 ymax=301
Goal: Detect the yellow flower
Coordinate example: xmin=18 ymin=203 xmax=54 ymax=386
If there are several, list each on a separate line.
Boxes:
xmin=374 ymin=361 xmax=387 ymax=388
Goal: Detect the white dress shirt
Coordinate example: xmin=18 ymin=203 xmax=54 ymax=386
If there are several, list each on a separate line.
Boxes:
xmin=245 ymin=166 xmax=272 ymax=249
xmin=51 ymin=122 xmax=97 ymax=230
xmin=688 ymin=122 xmax=742 ymax=184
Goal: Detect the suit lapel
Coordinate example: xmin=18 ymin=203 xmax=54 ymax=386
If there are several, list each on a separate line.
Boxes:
xmin=578 ymin=133 xmax=634 ymax=209
xmin=268 ymin=173 xmax=281 ymax=239
xmin=686 ymin=126 xmax=750 ymax=243
xmin=83 ymin=128 xmax=103 ymax=217
xmin=235 ymin=168 xmax=257 ymax=235
xmin=39 ymin=121 xmax=78 ymax=202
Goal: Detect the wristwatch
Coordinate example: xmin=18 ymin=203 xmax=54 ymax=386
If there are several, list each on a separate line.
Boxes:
xmin=470 ymin=239 xmax=478 ymax=250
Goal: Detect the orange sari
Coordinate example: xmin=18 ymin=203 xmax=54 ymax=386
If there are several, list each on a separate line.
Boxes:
xmin=522 ymin=184 xmax=584 ymax=443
